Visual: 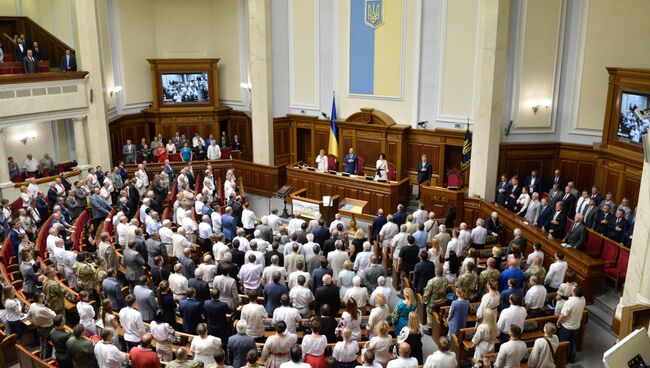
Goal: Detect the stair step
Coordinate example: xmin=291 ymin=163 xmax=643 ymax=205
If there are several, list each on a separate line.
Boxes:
xmin=586 ymin=304 xmax=614 ymax=332
xmin=594 ymin=296 xmax=616 ymax=315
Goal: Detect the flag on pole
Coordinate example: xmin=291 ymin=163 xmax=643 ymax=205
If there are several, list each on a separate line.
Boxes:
xmin=328 ymin=94 xmax=339 ymax=157
xmin=461 ymin=125 xmax=472 ymax=170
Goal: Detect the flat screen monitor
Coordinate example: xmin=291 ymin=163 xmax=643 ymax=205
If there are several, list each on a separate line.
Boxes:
xmin=617 ymin=92 xmax=650 ymax=145
xmin=161 ymin=72 xmax=210 ymax=104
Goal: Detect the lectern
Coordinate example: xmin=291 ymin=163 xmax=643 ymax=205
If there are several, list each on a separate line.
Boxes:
xmin=339 ymin=198 xmax=368 ymax=235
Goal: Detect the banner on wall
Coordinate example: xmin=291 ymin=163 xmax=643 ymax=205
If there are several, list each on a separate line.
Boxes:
xmin=349 ymin=0 xmax=403 ymax=97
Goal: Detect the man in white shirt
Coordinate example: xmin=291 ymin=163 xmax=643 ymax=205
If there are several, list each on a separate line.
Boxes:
xmin=470 ymin=218 xmax=488 ymax=248
xmin=343 ymin=276 xmax=369 ymax=307
xmin=328 ymin=213 xmax=345 ymax=233
xmin=263 ymin=255 xmax=288 ymax=285
xmin=387 ymin=343 xmax=419 ymax=368
xmin=289 ymin=275 xmax=314 ymax=317
xmin=272 ymin=295 xmax=302 ymax=334
xmin=210 ymin=209 xmax=222 ymax=234
xmin=240 ymin=290 xmax=267 ymax=339
xmin=238 ymin=254 xmax=263 ymax=291
xmin=168 ymin=264 xmax=189 ymax=302
xmin=159 ymin=219 xmax=174 ymax=255
xmin=423 ymin=336 xmax=456 ymax=368
xmin=412 ymin=203 xmax=428 ymax=225
xmin=197 ymin=215 xmax=213 ymax=251
xmin=119 ymin=295 xmax=146 ymax=351
xmin=137 ymin=164 xmax=148 ymax=188
xmin=288 ymin=261 xmax=310 ymax=289
xmin=288 ymin=213 xmax=305 ymax=236
xmin=353 ymin=242 xmax=373 ymax=278
xmin=389 ymin=224 xmax=409 ymax=283
xmin=241 ymin=203 xmax=257 ymax=235
xmin=558 ymin=285 xmax=586 ymax=364
xmin=495 ymin=325 xmax=528 ymax=368
xmin=100 ymin=181 xmax=113 ymax=206
xmin=445 ymin=230 xmax=462 ymax=259
xmin=458 ymin=222 xmax=471 ymax=254
xmin=544 ymin=251 xmax=568 ymax=291
xmin=27 ymin=177 xmax=39 ymax=198
xmin=315 ymin=149 xmax=329 ymax=172
xmin=95 ymin=329 xmax=128 ymax=367
xmin=198 ymin=254 xmax=218 ymax=283
xmin=23 ymin=154 xmax=39 ymax=176
xmin=268 ymin=208 xmax=282 ymax=235
xmin=212 ymin=234 xmax=229 ymax=261
xmin=526 ymin=242 xmax=545 ymax=267
xmin=369 ymin=276 xmax=392 ymax=307
xmin=207 ymin=141 xmax=221 ymax=160
xmin=497 ymin=294 xmax=527 ymax=342
xmin=181 ymin=212 xmax=198 ymax=244
xmin=245 ymin=241 xmax=265 ymax=267
xmin=327 ymin=241 xmax=349 ymax=280
xmin=524 ymin=276 xmax=547 ymax=317
xmin=434 ymin=224 xmax=451 ymax=255
xmin=528 ymin=323 xmax=560 ymax=368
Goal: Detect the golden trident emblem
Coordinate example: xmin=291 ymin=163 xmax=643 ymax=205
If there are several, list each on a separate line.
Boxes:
xmin=365 ymin=0 xmax=384 ymax=28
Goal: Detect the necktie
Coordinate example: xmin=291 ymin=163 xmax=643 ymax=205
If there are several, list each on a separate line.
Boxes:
xmin=571 ymin=223 xmax=576 ymax=232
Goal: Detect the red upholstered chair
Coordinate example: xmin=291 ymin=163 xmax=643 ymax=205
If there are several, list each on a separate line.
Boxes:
xmin=42 ymin=168 xmax=50 ymax=177
xmin=10 ymin=198 xmax=22 ymax=213
xmin=356 ymin=156 xmax=365 ymax=175
xmin=327 ymin=154 xmax=338 ymax=171
xmin=136 ymin=152 xmax=143 ymax=164
xmin=25 ymin=172 xmax=37 ymax=179
xmin=3 ymin=55 xmax=13 ymax=62
xmin=221 ymin=147 xmax=231 ymax=159
xmin=605 ymin=246 xmax=629 ymax=290
xmin=11 ymin=175 xmax=23 ymax=183
xmin=0 ymin=67 xmax=11 ymax=75
xmin=38 ymin=64 xmax=49 ymax=73
xmin=583 ymin=231 xmax=604 ymax=258
xmin=601 ymin=240 xmax=619 ymax=266
xmin=170 ymin=153 xmax=181 ymax=162
xmin=447 ymin=171 xmax=462 ymax=189
xmin=387 ymin=163 xmax=396 ymax=181
xmin=12 ymin=67 xmax=24 ymax=74
xmin=564 ymin=218 xmax=574 ymax=235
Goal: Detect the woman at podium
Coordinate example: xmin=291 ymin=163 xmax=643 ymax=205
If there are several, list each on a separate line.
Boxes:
xmin=375 ymin=153 xmax=388 ymax=180
xmin=316 ymin=149 xmax=329 ymax=172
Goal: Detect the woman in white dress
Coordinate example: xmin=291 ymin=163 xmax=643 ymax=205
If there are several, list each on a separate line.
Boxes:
xmin=150 ymin=311 xmax=176 ymax=362
xmin=261 ymin=320 xmax=298 ymax=368
xmin=100 ymin=299 xmax=120 ymax=348
xmin=336 ymin=299 xmax=363 ymax=341
xmin=302 ymin=320 xmax=328 ymax=368
xmin=476 ymin=280 xmax=500 ymax=321
xmin=365 ymin=320 xmax=393 ymax=367
xmin=76 ymin=291 xmax=96 ymax=337
xmin=516 ymin=186 xmax=531 ymax=216
xmin=374 ymin=153 xmax=388 ymax=180
xmin=190 ymin=323 xmax=222 ymax=367
xmin=367 ymin=293 xmax=389 ymax=339
xmin=315 ymin=149 xmax=329 ymax=172
xmin=555 ymin=271 xmax=577 ymax=315
xmin=428 ymin=238 xmax=443 ymax=274
xmin=470 ymin=308 xmax=498 ymax=362
xmin=203 ymin=172 xmax=215 ymax=201
xmin=333 ymin=328 xmax=360 ymax=368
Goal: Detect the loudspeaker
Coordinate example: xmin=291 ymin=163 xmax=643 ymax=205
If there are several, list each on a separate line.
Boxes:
xmin=643 ymin=134 xmax=649 ymax=163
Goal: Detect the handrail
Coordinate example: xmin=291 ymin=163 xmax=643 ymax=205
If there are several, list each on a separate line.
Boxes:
xmin=0 ymin=71 xmax=88 ymax=85
xmin=1 ymin=33 xmax=14 ymax=45
xmin=12 ymin=167 xmax=81 ymax=187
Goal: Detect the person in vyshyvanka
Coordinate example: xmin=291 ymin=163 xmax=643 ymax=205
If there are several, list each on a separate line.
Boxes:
xmin=375 ymin=153 xmax=388 ymax=181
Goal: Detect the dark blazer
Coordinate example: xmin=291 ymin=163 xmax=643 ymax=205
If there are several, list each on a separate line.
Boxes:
xmin=222 ymin=214 xmax=236 ymax=242
xmin=487 ymin=216 xmax=501 ymax=234
xmin=413 ymin=260 xmax=435 ymax=293
xmin=608 ymin=217 xmax=628 ymax=243
xmin=506 ymin=185 xmax=522 ymax=210
xmin=593 ymin=211 xmax=612 ymax=235
xmin=264 ymin=250 xmax=284 ymax=267
xmin=508 ymin=236 xmax=527 ymax=255
xmin=583 ymin=206 xmax=599 ymax=229
xmin=13 ymin=44 xmax=26 ymax=61
xmin=416 ymin=161 xmax=433 ymax=184
xmin=179 ymin=298 xmax=203 ymax=334
xmin=188 ymin=277 xmax=210 ymax=304
xmin=563 ymin=222 xmax=587 ymax=249
xmin=343 ymin=153 xmax=358 ymax=174
xmin=203 ymin=299 xmax=229 ymax=339
xmin=219 ymin=136 xmax=230 ymax=147
xmin=524 ymin=176 xmax=542 ymax=195
xmin=231 ymin=139 xmax=242 ymax=151
xmin=35 ymin=196 xmax=49 ymax=220
xmin=393 ymin=210 xmax=407 ymax=227
xmin=47 ymin=188 xmax=58 ymax=209
xmin=559 ymin=193 xmax=576 ymax=217
xmin=548 ymin=176 xmax=565 ymax=193
xmin=179 ymin=255 xmax=197 ymax=279
xmin=548 ymin=211 xmax=567 ymax=239
xmin=496 ymin=181 xmax=510 ymax=205
xmin=371 ymin=215 xmax=387 ymax=241
xmin=123 ymin=247 xmax=145 ymax=282
xmin=150 ymin=265 xmax=169 ymax=290
xmin=537 ymin=205 xmax=553 ymax=230
xmin=315 ymin=284 xmax=341 ymax=316
xmin=322 ymin=238 xmax=336 ymax=258
xmin=61 ymin=54 xmax=77 ymax=71
xmin=590 ymin=193 xmax=603 ymax=206
xmin=548 ymin=190 xmax=564 ymax=210
xmin=23 ymin=56 xmax=38 ymax=73
xmin=32 ymin=47 xmax=42 ymax=61
xmin=313 ymin=226 xmax=331 ymax=247
xmin=230 ymin=249 xmax=245 ymax=269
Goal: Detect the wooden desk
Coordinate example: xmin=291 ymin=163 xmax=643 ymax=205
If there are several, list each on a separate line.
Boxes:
xmin=286 ymin=165 xmax=410 ymax=221
xmin=420 ymin=185 xmax=466 ymax=227
xmin=288 ymin=188 xmax=340 ymax=224
xmin=463 ymin=198 xmax=606 ymax=302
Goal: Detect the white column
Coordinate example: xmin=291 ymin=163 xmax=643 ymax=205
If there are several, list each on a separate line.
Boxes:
xmin=247 ymin=0 xmax=275 ymax=165
xmin=72 ymin=0 xmax=112 ymax=169
xmin=467 ymin=0 xmax=511 ymax=201
xmin=0 ymin=130 xmax=10 ymax=184
xmin=72 ymin=117 xmax=89 ymax=168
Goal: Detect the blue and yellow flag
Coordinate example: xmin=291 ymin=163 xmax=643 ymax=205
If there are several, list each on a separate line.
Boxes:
xmin=328 ymin=96 xmax=339 ymax=157
xmin=462 ymin=127 xmax=472 ymax=171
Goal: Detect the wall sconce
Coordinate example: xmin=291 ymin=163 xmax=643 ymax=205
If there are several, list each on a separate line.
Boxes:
xmin=18 ymin=132 xmax=37 ymax=145
xmin=530 ymin=99 xmax=552 ymax=115
xmin=109 ymin=85 xmax=123 ymax=97
xmin=240 ymin=82 xmax=251 ymax=92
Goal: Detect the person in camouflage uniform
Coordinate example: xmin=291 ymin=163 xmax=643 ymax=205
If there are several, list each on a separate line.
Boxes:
xmin=479 ymin=257 xmax=501 ymax=294
xmin=73 ymin=252 xmax=97 ymax=295
xmin=166 ymin=347 xmax=204 ymax=368
xmin=422 ymin=268 xmax=449 ymax=329
xmin=456 ymin=262 xmax=478 ymax=301
xmin=525 ymin=256 xmax=547 ymax=289
xmin=42 ymin=267 xmax=73 ymax=316
xmin=94 ymin=257 xmax=108 ymax=297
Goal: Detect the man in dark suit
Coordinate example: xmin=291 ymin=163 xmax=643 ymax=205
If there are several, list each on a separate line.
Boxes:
xmin=416 ymin=154 xmax=432 ymax=199
xmin=179 ymin=288 xmax=203 ymax=334
xmin=524 ymin=170 xmax=542 ymax=195
xmin=392 ymin=204 xmax=407 ymax=227
xmin=371 ymin=209 xmax=387 ymax=242
xmin=31 ymin=41 xmax=42 ymax=61
xmin=593 ymin=204 xmax=612 ymax=235
xmin=222 ymin=208 xmax=237 ymax=242
xmin=343 ymin=148 xmax=358 ymax=174
xmin=232 ymin=135 xmax=242 ymax=150
xmin=13 ymin=38 xmax=26 ymax=62
xmin=582 ymin=198 xmax=599 ymax=229
xmin=123 ymin=139 xmax=137 ymax=164
xmin=35 ymin=193 xmax=49 ymax=220
xmin=219 ymin=131 xmax=230 ymax=147
xmin=47 ymin=184 xmax=59 ymax=210
xmin=563 ymin=214 xmax=587 ymax=249
xmin=312 ymin=219 xmax=331 ymax=247
xmin=590 ymin=186 xmax=603 ymax=206
xmin=508 ymin=229 xmax=527 ymax=254
xmin=264 ymin=242 xmax=284 ymax=267
xmin=60 ymin=49 xmax=77 ymax=72
xmin=560 ymin=186 xmax=576 ymax=217
xmin=547 ymin=184 xmax=564 ymax=210
xmin=203 ymin=289 xmax=229 ymax=342
xmin=496 ymin=174 xmax=510 ymax=205
xmin=608 ymin=209 xmax=628 ymax=243
xmin=163 ymin=160 xmax=175 ymax=183
xmin=314 ymin=274 xmax=341 ymax=316
xmin=188 ymin=268 xmax=210 ymax=304
xmin=23 ymin=50 xmax=38 ymax=73
xmin=548 ymin=169 xmax=564 ymax=193
xmin=548 ymin=202 xmax=567 ymax=239
xmin=505 ymin=177 xmax=522 ymax=211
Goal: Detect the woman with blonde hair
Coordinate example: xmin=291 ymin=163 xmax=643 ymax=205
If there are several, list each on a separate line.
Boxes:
xmin=365 ymin=320 xmax=392 ymax=367
xmin=397 ymin=311 xmax=423 ymax=364
xmin=367 ymin=293 xmax=389 ymax=339
xmin=392 ymin=287 xmax=416 ymax=333
xmin=333 ymin=328 xmax=360 ymax=368
xmin=338 ymin=260 xmax=356 ymax=297
xmin=470 ymin=308 xmax=498 ymax=361
xmin=428 ymin=238 xmax=442 ymax=273
xmin=351 ymin=228 xmax=366 ymax=262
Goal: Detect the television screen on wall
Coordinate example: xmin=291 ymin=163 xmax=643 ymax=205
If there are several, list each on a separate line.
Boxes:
xmin=617 ymin=91 xmax=650 ymax=145
xmin=161 ymin=72 xmax=210 ymax=104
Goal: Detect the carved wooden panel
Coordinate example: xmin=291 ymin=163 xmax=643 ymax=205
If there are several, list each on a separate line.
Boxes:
xmin=623 ymin=175 xmax=641 ymax=207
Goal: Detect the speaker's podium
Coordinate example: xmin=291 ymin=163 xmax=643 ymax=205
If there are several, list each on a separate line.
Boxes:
xmin=420 ymin=184 xmax=466 ymax=228
xmin=288 ymin=189 xmax=340 ymax=224
xmin=338 ymin=198 xmax=368 ymax=235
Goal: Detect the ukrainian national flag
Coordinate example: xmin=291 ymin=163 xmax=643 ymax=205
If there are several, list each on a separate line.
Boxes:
xmin=349 ymin=0 xmax=403 ymax=97
xmin=328 ymin=96 xmax=339 ymax=157
xmin=462 ymin=127 xmax=472 ymax=171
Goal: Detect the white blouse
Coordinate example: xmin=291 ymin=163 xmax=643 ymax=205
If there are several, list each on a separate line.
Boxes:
xmin=302 ymin=334 xmax=327 ymax=356
xmin=337 ymin=311 xmax=363 ymax=341
xmin=5 ymin=298 xmax=21 ymax=321
xmin=333 ymin=341 xmax=359 ymax=363
xmin=190 ymin=335 xmax=222 ymax=366
xmin=367 ymin=305 xmax=389 ymax=338
xmin=365 ymin=335 xmax=393 ymax=365
xmin=375 ymin=159 xmax=388 ymax=180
